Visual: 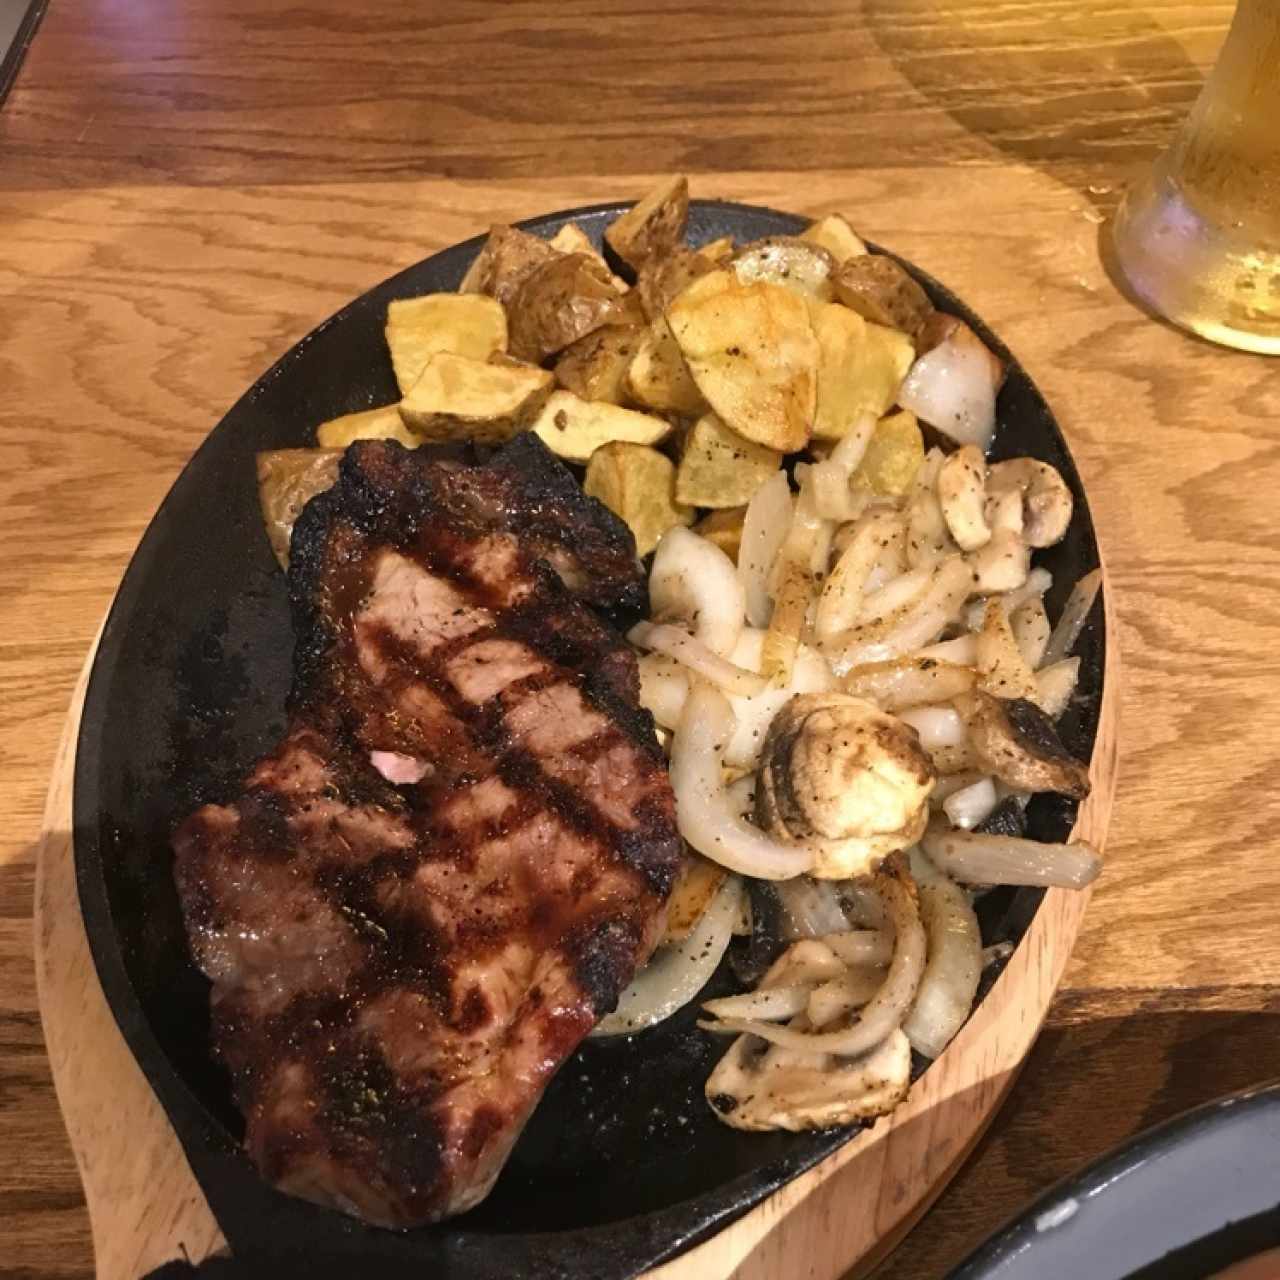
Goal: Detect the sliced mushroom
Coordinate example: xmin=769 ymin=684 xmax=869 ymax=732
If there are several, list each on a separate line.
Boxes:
xmin=929 ymin=741 xmax=979 ymax=775
xmin=984 ymin=487 xmax=1024 ymax=537
xmin=755 ymin=693 xmax=936 ymax=879
xmin=705 ymin=1025 xmax=911 ymax=1132
xmin=937 ymin=445 xmax=991 ymax=551
xmin=965 ymin=529 xmax=1030 ymax=594
xmin=701 ymin=862 xmax=925 ymax=1057
xmin=986 ymin=458 xmax=1073 ymax=549
xmin=954 ymin=689 xmax=1091 ymax=799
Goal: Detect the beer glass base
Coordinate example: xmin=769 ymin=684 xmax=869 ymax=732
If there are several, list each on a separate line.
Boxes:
xmin=1111 ymin=173 xmax=1280 ymax=357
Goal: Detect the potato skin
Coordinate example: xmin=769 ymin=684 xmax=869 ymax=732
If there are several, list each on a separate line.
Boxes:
xmin=635 ymin=246 xmax=717 ymax=322
xmin=257 ymin=448 xmax=342 ymax=569
xmin=604 ymin=175 xmax=690 ymax=271
xmin=625 ymin=318 xmax=706 ymax=416
xmin=554 ymin=324 xmax=644 ymax=403
xmin=507 ymin=253 xmax=630 ymax=363
xmin=461 ymin=224 xmax=562 ymax=305
xmin=832 ymin=254 xmax=933 ymax=344
xmin=695 ymin=235 xmax=736 ymax=266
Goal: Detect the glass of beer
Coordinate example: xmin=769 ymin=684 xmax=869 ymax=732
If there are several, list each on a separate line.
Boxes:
xmin=1110 ymin=0 xmax=1280 ymax=355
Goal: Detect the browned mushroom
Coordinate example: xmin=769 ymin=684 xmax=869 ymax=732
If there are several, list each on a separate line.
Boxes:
xmin=954 ymin=689 xmax=1091 ymax=799
xmin=704 ymin=1024 xmax=911 ymax=1131
xmin=986 ymin=458 xmax=1073 ymax=549
xmin=755 ymin=694 xmax=936 ymax=879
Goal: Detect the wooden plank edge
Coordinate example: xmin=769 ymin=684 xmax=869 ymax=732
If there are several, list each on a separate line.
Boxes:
xmin=33 ymin=632 xmax=228 ymax=1278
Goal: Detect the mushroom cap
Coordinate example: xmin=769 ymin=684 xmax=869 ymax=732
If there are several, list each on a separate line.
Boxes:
xmin=706 ymin=1025 xmax=912 ymax=1131
xmin=956 ymin=689 xmax=1091 ymax=799
xmin=756 ymin=693 xmax=935 ymax=879
xmin=986 ymin=458 xmax=1073 ymax=549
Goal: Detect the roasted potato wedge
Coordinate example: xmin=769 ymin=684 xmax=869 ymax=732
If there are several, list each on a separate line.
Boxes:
xmin=695 ymin=235 xmax=736 ymax=266
xmin=507 ymin=253 xmax=630 ymax=363
xmin=833 ymin=254 xmax=933 ymax=345
xmin=398 ymin=352 xmax=553 ymax=443
xmin=663 ymin=856 xmax=729 ymax=942
xmin=548 ymin=222 xmax=595 ymax=256
xmin=257 ymin=448 xmax=342 ymax=569
xmin=458 ymin=245 xmax=490 ymax=294
xmin=459 ymin=223 xmax=562 ymax=305
xmin=800 ymin=213 xmax=868 ymax=264
xmin=604 ymin=175 xmax=689 ymax=271
xmin=732 ymin=237 xmax=836 ymax=302
xmin=810 ymin=302 xmax=915 ymax=440
xmin=626 ymin=318 xmax=706 ymax=416
xmin=667 ymin=270 xmax=819 ymax=454
xmin=583 ymin=441 xmax=693 ymax=556
xmin=385 ymin=293 xmax=507 ymax=395
xmin=549 ymin=223 xmax=629 ymax=290
xmin=676 ymin=412 xmax=783 ymax=509
xmin=635 ymin=246 xmax=716 ymax=321
xmin=316 ymin=404 xmax=422 ymax=449
xmin=553 ymin=324 xmax=644 ymax=404
xmin=855 ymin=409 xmax=925 ymax=496
xmin=530 ymin=389 xmax=672 ymax=462
xmin=694 ymin=505 xmax=747 ymax=561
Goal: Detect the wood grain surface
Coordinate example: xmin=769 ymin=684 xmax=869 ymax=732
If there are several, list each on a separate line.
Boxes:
xmin=4 ymin=2 xmax=1279 ymax=1277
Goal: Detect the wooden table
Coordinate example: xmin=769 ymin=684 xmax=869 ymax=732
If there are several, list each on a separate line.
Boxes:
xmin=4 ymin=2 xmax=1278 ymax=1276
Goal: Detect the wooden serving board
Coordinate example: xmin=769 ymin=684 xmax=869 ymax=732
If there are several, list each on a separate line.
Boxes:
xmin=34 ymin=594 xmax=1118 ymax=1280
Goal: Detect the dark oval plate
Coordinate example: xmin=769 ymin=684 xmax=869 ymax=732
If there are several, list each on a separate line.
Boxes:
xmin=73 ymin=200 xmax=1106 ymax=1279
xmin=949 ymin=1083 xmax=1280 ymax=1280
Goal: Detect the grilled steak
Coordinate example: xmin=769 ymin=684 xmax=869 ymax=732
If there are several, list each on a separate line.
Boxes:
xmin=173 ymin=436 xmax=682 ymax=1227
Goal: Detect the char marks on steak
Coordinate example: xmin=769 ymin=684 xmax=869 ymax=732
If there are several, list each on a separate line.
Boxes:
xmin=173 ymin=436 xmax=682 ymax=1227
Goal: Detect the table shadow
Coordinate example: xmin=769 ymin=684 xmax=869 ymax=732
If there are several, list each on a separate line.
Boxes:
xmin=861 ymin=0 xmax=1215 ymax=214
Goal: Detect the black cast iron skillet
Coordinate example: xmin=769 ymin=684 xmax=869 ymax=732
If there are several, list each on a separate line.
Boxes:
xmin=73 ymin=200 xmax=1106 ymax=1279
